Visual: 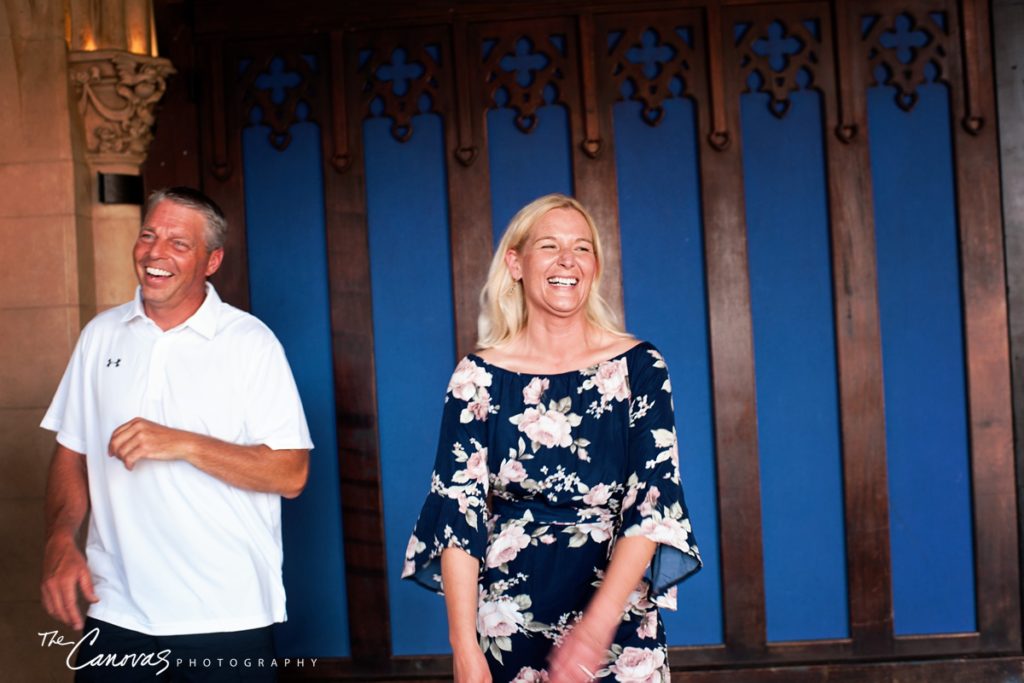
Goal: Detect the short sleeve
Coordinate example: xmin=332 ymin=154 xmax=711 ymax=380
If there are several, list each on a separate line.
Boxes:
xmin=40 ymin=326 xmax=89 ymax=455
xmin=243 ymin=330 xmax=314 ymax=452
xmin=619 ymin=344 xmax=702 ymax=608
xmin=402 ymin=357 xmax=494 ymax=593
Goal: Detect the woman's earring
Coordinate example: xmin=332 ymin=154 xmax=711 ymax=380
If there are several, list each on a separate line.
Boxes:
xmin=506 ymin=279 xmax=519 ymax=296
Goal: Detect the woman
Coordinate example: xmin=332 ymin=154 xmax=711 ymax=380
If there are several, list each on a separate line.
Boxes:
xmin=402 ymin=194 xmax=701 ymax=682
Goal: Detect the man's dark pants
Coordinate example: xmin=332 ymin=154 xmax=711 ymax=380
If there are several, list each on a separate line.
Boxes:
xmin=73 ymin=617 xmax=277 ymax=682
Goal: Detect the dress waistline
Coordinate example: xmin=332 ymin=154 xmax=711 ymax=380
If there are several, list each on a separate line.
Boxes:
xmin=491 ymin=497 xmax=606 ymax=526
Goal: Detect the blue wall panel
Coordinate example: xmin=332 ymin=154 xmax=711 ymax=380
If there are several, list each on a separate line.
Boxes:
xmin=488 ymin=104 xmax=573 ymax=242
xmin=613 ymin=98 xmax=723 ymax=646
xmin=363 ymin=113 xmax=457 ymax=655
xmin=242 ymin=114 xmax=351 ymax=656
xmin=741 ymin=89 xmax=849 ymax=642
xmin=867 ymin=81 xmax=976 ymax=635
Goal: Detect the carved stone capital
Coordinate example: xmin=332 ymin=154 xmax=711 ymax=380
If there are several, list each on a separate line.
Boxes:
xmin=68 ymin=50 xmax=176 ymax=168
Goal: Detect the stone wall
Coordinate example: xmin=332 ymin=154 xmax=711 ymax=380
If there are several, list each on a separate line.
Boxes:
xmin=0 ymin=1 xmax=169 ymax=679
xmin=0 ymin=1 xmax=91 ymax=679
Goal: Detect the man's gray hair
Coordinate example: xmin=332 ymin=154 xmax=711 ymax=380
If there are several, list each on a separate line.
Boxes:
xmin=143 ymin=186 xmax=228 ymax=251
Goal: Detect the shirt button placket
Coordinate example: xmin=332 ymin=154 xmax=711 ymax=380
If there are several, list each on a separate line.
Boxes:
xmin=143 ymin=333 xmax=168 ymax=420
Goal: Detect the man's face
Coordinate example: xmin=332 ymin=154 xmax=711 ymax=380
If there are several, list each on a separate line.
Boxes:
xmin=133 ymin=200 xmax=223 ymax=328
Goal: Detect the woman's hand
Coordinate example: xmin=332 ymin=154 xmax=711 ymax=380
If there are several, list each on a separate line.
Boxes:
xmin=442 ymin=547 xmax=491 ymax=682
xmin=548 ymin=617 xmax=613 ymax=683
xmin=550 ymin=536 xmax=657 ymax=682
xmin=452 ymin=640 xmax=492 ymax=683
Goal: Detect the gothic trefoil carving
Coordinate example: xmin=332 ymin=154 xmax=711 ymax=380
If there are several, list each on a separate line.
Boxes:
xmin=862 ymin=11 xmax=950 ymax=112
xmin=357 ymin=39 xmax=444 ymax=142
xmin=736 ymin=18 xmax=823 ymax=118
xmin=607 ymin=25 xmax=698 ymax=127
xmin=68 ymin=50 xmax=176 ymax=167
xmin=240 ymin=53 xmax=319 ymax=151
xmin=481 ymin=31 xmax=570 ymax=133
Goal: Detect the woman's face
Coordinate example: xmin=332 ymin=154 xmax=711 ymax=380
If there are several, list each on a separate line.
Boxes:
xmin=505 ymin=207 xmax=598 ymax=323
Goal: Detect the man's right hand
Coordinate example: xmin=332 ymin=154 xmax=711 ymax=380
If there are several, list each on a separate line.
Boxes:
xmin=41 ymin=532 xmax=98 ymax=630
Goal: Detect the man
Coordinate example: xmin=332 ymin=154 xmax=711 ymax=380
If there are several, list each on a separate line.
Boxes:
xmin=40 ymin=187 xmax=312 ymax=681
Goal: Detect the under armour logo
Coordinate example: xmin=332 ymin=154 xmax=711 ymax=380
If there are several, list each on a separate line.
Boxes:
xmin=106 ymin=358 xmax=121 ymax=367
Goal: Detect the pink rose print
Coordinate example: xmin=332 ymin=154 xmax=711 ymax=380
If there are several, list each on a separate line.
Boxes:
xmin=511 ymin=666 xmax=549 ymax=683
xmin=522 ymin=377 xmax=549 ymax=406
xmin=463 ymin=388 xmax=493 ymax=423
xmin=608 ymin=646 xmax=666 ymax=683
xmin=593 ymin=358 xmax=630 ymax=403
xmin=486 ymin=524 xmax=532 ymax=568
xmin=636 ymin=610 xmax=658 ymax=639
xmin=621 ymin=485 xmax=639 ymax=512
xmin=516 ymin=407 xmax=574 ymax=449
xmin=638 ymin=486 xmax=661 ymax=516
xmin=499 ymin=458 xmax=528 ymax=485
xmin=638 ymin=517 xmax=691 ymax=552
xmin=582 ymin=483 xmax=612 ymax=506
xmin=477 ymin=598 xmax=525 ymax=638
xmin=448 ymin=358 xmax=492 ymax=401
xmin=464 ymin=447 xmax=489 ymax=484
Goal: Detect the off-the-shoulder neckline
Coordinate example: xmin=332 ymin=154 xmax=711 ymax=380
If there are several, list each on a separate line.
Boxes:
xmin=466 ymin=341 xmax=650 ymax=377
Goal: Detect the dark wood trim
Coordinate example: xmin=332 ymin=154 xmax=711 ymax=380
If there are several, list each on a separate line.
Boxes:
xmin=199 ymin=37 xmax=251 ymax=310
xmin=891 ymin=632 xmax=982 ymax=657
xmin=993 ymin=0 xmax=1024 ymax=654
xmin=699 ymin=1 xmax=767 ymax=656
xmin=144 ymin=0 xmax=201 ymax=192
xmin=571 ymin=12 xmax=625 ymax=320
xmin=280 ymin=653 xmax=1024 ymax=681
xmin=319 ymin=29 xmax=393 ymax=661
xmin=947 ymin=0 xmax=1022 ymax=653
xmin=280 ymin=654 xmax=451 ymax=681
xmin=823 ymin=0 xmax=895 ymax=655
xmin=446 ymin=19 xmax=493 ymax=359
xmin=328 ymin=31 xmax=351 ymax=173
xmin=276 ymin=632 xmax=996 ymax=680
xmin=676 ymin=656 xmax=1024 ymax=683
xmin=191 ymin=0 xmax=860 ymax=38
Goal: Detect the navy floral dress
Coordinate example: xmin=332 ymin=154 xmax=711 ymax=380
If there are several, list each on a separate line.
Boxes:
xmin=402 ymin=342 xmax=701 ymax=683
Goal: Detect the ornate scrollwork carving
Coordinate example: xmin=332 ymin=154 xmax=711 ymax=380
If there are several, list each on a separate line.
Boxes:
xmin=356 ymin=39 xmax=443 ymax=143
xmin=735 ymin=18 xmax=823 ymax=118
xmin=239 ymin=52 xmax=319 ymax=151
xmin=480 ymin=30 xmax=570 ymax=133
xmin=862 ymin=10 xmax=950 ymax=112
xmin=607 ymin=25 xmax=698 ymax=126
xmin=68 ymin=50 xmax=175 ymax=167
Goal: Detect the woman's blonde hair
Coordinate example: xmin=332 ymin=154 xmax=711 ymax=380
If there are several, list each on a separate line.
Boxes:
xmin=477 ymin=193 xmax=625 ymax=349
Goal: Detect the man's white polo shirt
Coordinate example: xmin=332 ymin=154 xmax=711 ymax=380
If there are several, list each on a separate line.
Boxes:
xmin=41 ymin=284 xmax=313 ymax=635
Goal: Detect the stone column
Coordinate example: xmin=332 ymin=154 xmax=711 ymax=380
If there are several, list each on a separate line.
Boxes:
xmin=66 ymin=0 xmax=174 ymax=310
xmin=0 ymin=2 xmax=93 ymax=679
xmin=67 ymin=49 xmax=174 ymax=308
xmin=0 ymin=2 xmax=169 ymax=679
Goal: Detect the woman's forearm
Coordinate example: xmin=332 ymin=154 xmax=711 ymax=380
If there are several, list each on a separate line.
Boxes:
xmin=583 ymin=536 xmax=657 ymax=633
xmin=441 ymin=546 xmax=482 ymax=649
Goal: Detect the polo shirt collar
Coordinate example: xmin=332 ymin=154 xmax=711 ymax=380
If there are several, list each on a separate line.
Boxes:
xmin=121 ymin=282 xmax=221 ymax=340
xmin=121 ymin=288 xmax=147 ymax=324
xmin=184 ymin=283 xmax=221 ymax=339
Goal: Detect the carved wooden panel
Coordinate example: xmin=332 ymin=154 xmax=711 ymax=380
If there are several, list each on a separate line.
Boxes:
xmin=239 ymin=51 xmax=320 ymax=149
xmin=735 ymin=14 xmax=824 ymax=118
xmin=604 ymin=16 xmax=703 ymax=125
xmin=862 ymin=9 xmax=953 ymax=111
xmin=354 ymin=33 xmax=446 ymax=141
xmin=148 ymin=0 xmax=1019 ymax=679
xmin=477 ymin=18 xmax=575 ymax=132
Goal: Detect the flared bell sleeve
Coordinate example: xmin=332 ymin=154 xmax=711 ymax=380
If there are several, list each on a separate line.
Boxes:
xmin=618 ymin=344 xmax=702 ymax=609
xmin=402 ymin=357 xmax=496 ymax=593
